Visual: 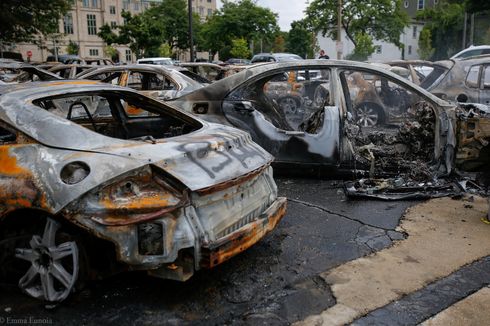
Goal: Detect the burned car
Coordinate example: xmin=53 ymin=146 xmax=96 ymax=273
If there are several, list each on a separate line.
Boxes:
xmin=0 ymin=60 xmax=62 ymax=83
xmin=78 ymin=64 xmax=207 ymax=100
xmin=48 ymin=64 xmax=98 ymax=79
xmin=170 ymin=60 xmax=490 ymax=197
xmin=422 ymin=55 xmax=490 ymax=105
xmin=0 ymin=81 xmax=286 ymax=302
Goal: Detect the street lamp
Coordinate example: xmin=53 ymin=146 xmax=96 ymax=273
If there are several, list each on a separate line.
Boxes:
xmin=188 ymin=0 xmax=194 ymax=62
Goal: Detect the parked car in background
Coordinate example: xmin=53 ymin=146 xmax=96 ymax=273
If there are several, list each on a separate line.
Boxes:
xmin=0 ymin=81 xmax=286 ymax=302
xmin=0 ymin=60 xmax=63 ymax=83
xmin=46 ymin=54 xmax=81 ymax=64
xmin=450 ymin=45 xmax=490 ymax=60
xmin=178 ymin=62 xmax=240 ymax=82
xmin=78 ymin=64 xmax=206 ymax=100
xmin=137 ymin=57 xmax=173 ymax=65
xmin=251 ymin=53 xmax=303 ymax=64
xmin=225 ymin=58 xmax=251 ymax=65
xmin=48 ymin=64 xmax=98 ymax=79
xmin=423 ymin=55 xmax=490 ymax=105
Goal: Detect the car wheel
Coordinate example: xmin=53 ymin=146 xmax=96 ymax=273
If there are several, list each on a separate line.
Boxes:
xmin=14 ymin=217 xmax=80 ymax=302
xmin=354 ymin=103 xmax=381 ymax=127
xmin=278 ymin=96 xmax=300 ymax=115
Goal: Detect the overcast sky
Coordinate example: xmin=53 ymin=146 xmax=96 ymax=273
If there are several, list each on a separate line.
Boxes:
xmin=215 ymin=0 xmax=309 ymax=31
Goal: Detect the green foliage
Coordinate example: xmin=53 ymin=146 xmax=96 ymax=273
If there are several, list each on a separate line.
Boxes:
xmin=417 ymin=28 xmax=435 ymax=60
xmin=66 ymin=40 xmax=79 ymax=55
xmin=286 ymin=19 xmax=316 ymax=59
xmin=104 ymin=45 xmax=119 ymax=61
xmin=200 ymin=0 xmax=279 ymax=59
xmin=0 ymin=0 xmax=71 ymax=43
xmin=98 ymin=0 xmax=194 ymax=58
xmin=158 ymin=43 xmax=172 ymax=57
xmin=306 ymin=0 xmax=409 ymax=49
xmin=345 ymin=32 xmax=376 ymax=61
xmin=465 ymin=0 xmax=490 ymax=13
xmin=272 ymin=34 xmax=286 ymax=53
xmin=230 ymin=38 xmax=251 ymax=58
xmin=416 ymin=1 xmax=465 ymax=59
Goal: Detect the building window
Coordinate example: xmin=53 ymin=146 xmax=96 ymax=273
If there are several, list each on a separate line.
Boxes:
xmin=87 ymin=14 xmax=97 ymax=35
xmin=404 ymin=0 xmax=409 ymax=8
xmin=109 ymin=5 xmax=116 ymax=14
xmin=412 ymin=26 xmax=417 ymax=38
xmin=207 ymin=0 xmax=211 ymax=2
xmin=199 ymin=6 xmax=204 ymax=16
xmin=82 ymin=0 xmax=89 ymax=7
xmin=144 ymin=2 xmax=149 ymax=10
xmin=374 ymin=45 xmax=382 ymax=54
xmin=207 ymin=8 xmax=212 ymax=16
xmin=89 ymin=49 xmax=99 ymax=56
xmin=125 ymin=49 xmax=132 ymax=62
xmin=91 ymin=0 xmax=98 ymax=8
xmin=110 ymin=21 xmax=117 ymax=29
xmin=408 ymin=45 xmax=412 ymax=55
xmin=134 ymin=3 xmax=139 ymax=11
xmin=123 ymin=1 xmax=129 ymax=10
xmin=418 ymin=0 xmax=424 ymax=10
xmin=63 ymin=14 xmax=74 ymax=34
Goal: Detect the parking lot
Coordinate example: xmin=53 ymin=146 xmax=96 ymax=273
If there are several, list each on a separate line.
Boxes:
xmin=1 ymin=177 xmax=488 ymax=325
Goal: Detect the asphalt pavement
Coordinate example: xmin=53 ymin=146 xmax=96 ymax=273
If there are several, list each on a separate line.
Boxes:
xmin=0 ymin=177 xmax=488 ymax=325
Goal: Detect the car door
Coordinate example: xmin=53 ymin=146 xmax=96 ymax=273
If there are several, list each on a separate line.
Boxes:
xmin=222 ymin=67 xmax=340 ymax=166
xmin=479 ymin=65 xmax=490 ymax=105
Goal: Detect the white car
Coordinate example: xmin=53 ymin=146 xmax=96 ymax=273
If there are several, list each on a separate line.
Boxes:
xmin=450 ymin=45 xmax=490 ymax=60
xmin=137 ymin=57 xmax=173 ymax=65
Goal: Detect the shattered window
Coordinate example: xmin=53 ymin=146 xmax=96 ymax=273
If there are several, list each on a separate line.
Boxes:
xmin=33 ymin=93 xmax=201 ymax=140
xmin=127 ymin=72 xmax=176 ymax=91
xmin=0 ymin=124 xmax=16 ymax=143
xmin=466 ymin=65 xmax=481 ymax=88
xmin=259 ymin=68 xmax=331 ymax=132
xmin=341 ymin=69 xmax=437 ymax=180
xmin=483 ymin=66 xmax=490 ymax=88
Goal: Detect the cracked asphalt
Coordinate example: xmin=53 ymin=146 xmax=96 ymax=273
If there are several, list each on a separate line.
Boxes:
xmin=0 ymin=177 xmax=487 ymax=325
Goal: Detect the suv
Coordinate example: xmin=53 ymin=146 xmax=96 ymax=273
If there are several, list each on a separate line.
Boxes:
xmin=450 ymin=45 xmax=490 ymax=60
xmin=251 ymin=53 xmax=303 ymax=64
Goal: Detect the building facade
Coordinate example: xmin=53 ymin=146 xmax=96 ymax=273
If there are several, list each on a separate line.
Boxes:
xmin=13 ymin=0 xmax=216 ymax=63
xmin=316 ymin=0 xmax=439 ymax=61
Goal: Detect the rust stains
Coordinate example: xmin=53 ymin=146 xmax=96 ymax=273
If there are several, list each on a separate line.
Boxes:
xmin=0 ymin=146 xmax=28 ymax=176
xmin=200 ymin=197 xmax=287 ymax=268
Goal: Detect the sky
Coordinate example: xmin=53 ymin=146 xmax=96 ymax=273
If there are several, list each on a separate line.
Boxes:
xmin=215 ymin=0 xmax=309 ymax=31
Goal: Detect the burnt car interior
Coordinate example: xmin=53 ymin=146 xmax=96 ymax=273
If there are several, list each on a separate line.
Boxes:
xmin=340 ymin=69 xmax=437 ymax=180
xmin=33 ymin=92 xmax=201 ymax=140
xmin=127 ymin=72 xmax=177 ymax=91
xmin=228 ymin=68 xmax=331 ymax=133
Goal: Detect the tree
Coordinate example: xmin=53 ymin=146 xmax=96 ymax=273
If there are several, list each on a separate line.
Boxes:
xmin=66 ymin=40 xmax=79 ymax=55
xmin=230 ymin=38 xmax=251 ymax=58
xmin=272 ymin=33 xmax=286 ymax=53
xmin=200 ymin=0 xmax=279 ymax=59
xmin=417 ymin=28 xmax=435 ymax=60
xmin=465 ymin=0 xmax=490 ymax=13
xmin=345 ymin=32 xmax=376 ymax=61
xmin=306 ymin=0 xmax=409 ymax=49
xmin=0 ymin=0 xmax=70 ymax=43
xmin=286 ymin=19 xmax=317 ymax=59
xmin=417 ymin=1 xmax=465 ymax=60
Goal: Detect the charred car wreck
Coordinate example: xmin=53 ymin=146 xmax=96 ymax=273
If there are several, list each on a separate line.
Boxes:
xmin=0 ymin=81 xmax=286 ymax=302
xmin=170 ymin=60 xmax=490 ymax=199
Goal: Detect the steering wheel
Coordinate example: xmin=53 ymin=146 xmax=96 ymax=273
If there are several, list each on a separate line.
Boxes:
xmin=67 ymin=101 xmax=97 ymax=132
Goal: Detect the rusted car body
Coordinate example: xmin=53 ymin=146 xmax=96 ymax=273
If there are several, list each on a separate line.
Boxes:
xmin=48 ymin=64 xmax=98 ymax=79
xmin=170 ymin=60 xmax=490 ymax=196
xmin=423 ymin=55 xmax=490 ymax=105
xmin=0 ymin=81 xmax=286 ymax=302
xmin=0 ymin=61 xmax=63 ymax=83
xmin=78 ymin=64 xmax=206 ymax=100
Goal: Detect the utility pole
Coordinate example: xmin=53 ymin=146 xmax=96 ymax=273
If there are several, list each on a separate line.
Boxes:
xmin=188 ymin=0 xmax=194 ymax=62
xmin=337 ymin=0 xmax=342 ymax=59
xmin=469 ymin=13 xmax=475 ymax=46
xmin=462 ymin=12 xmax=467 ymax=50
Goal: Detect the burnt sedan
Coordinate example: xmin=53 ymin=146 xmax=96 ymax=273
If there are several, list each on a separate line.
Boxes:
xmin=0 ymin=81 xmax=286 ymax=302
xmin=77 ymin=64 xmax=208 ymax=100
xmin=170 ymin=60 xmax=490 ymax=193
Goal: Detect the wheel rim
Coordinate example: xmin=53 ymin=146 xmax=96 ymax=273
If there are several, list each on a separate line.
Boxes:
xmin=15 ymin=218 xmax=79 ymax=302
xmin=279 ymin=97 xmax=298 ymax=114
xmin=355 ymin=105 xmax=379 ymax=127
